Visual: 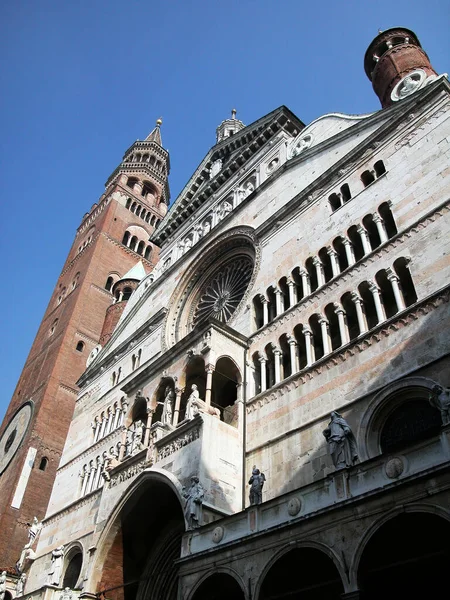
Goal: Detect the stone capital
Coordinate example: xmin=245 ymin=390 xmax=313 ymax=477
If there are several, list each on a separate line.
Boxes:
xmin=326 ymin=246 xmax=337 ymax=257
xmin=350 ymin=291 xmax=362 ymax=304
xmin=258 ymin=294 xmax=268 ymax=305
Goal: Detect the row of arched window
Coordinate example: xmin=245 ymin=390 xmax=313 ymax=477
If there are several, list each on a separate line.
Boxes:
xmin=77 ymin=231 xmax=94 ymax=254
xmin=79 ymin=453 xmax=107 ymax=496
xmin=56 ymin=273 xmax=80 ymax=306
xmin=125 ymin=153 xmax=165 ymax=172
xmin=329 ymin=160 xmax=386 ymax=211
xmin=125 ymin=197 xmax=161 ymax=227
xmin=92 ymin=397 xmax=128 ymax=442
xmin=122 ymin=231 xmax=153 ymax=260
xmin=253 ymin=202 xmax=397 ymax=330
xmin=251 ymin=258 xmax=417 ymax=395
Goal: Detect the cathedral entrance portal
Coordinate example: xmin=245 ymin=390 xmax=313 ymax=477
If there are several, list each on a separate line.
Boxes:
xmin=96 ymin=476 xmax=185 ymax=600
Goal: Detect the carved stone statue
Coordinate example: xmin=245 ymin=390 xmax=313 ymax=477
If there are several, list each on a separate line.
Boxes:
xmin=0 ymin=571 xmax=6 ymax=600
xmin=60 ymin=587 xmax=73 ymax=600
xmin=185 ymin=384 xmax=201 ymax=420
xmin=48 ymin=545 xmax=65 ymax=586
xmin=429 ymin=384 xmax=450 ymax=425
xmin=16 ymin=573 xmax=26 ymax=597
xmin=323 ymin=411 xmax=358 ymax=470
xmin=249 ymin=466 xmax=266 ymax=505
xmin=182 ymin=476 xmax=205 ymax=529
xmin=203 ymin=220 xmax=212 ymax=235
xmin=102 ymin=447 xmax=120 ymax=481
xmin=159 ymin=386 xmax=175 ymax=427
xmin=130 ymin=420 xmax=145 ymax=454
xmin=26 ymin=516 xmax=42 ymax=548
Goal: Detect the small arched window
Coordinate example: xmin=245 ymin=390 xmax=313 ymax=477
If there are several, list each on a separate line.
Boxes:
xmin=105 ymin=276 xmax=114 ymax=292
xmin=76 ymin=341 xmax=85 ymax=352
xmin=122 ymin=287 xmax=133 ymax=301
xmin=50 ymin=319 xmax=58 ymax=336
xmin=374 ymin=160 xmax=386 ymax=178
xmin=361 ymin=170 xmax=375 ymax=187
xmin=39 ymin=457 xmax=49 ymax=471
xmin=63 ymin=550 xmax=83 ymax=588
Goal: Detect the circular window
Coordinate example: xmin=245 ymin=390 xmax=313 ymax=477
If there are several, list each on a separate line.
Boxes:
xmin=165 ymin=229 xmax=259 ymax=348
xmin=0 ymin=402 xmax=33 ymax=474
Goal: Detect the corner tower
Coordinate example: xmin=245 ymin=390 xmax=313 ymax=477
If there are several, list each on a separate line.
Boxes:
xmin=0 ymin=123 xmax=169 ymax=570
xmin=364 ymin=27 xmax=438 ymax=108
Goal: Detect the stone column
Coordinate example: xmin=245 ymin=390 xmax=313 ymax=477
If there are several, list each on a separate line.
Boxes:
xmin=94 ymin=457 xmax=103 ymax=489
xmin=87 ymin=461 xmax=96 ymax=494
xmin=299 ymin=268 xmax=311 ymax=297
xmin=99 ymin=413 xmax=107 ymax=440
xmin=286 ymin=276 xmax=297 ymax=306
xmin=93 ymin=417 xmax=101 ymax=442
xmin=303 ymin=327 xmax=314 ymax=366
xmin=259 ymin=356 xmax=267 ymax=393
xmin=274 ymin=288 xmax=283 ymax=316
xmin=356 ymin=224 xmax=372 ymax=255
xmin=144 ymin=409 xmax=154 ymax=446
xmin=113 ymin=404 xmax=121 ymax=431
xmin=368 ymin=282 xmax=386 ymax=323
xmin=105 ymin=407 xmax=114 ymax=435
xmin=327 ymin=247 xmax=340 ymax=277
xmin=120 ymin=400 xmax=128 ymax=427
xmin=312 ymin=257 xmax=325 ymax=287
xmin=342 ymin=239 xmax=356 ymax=266
xmin=259 ymin=295 xmax=269 ymax=326
xmin=287 ymin=335 xmax=298 ymax=374
xmin=386 ymin=268 xmax=406 ymax=311
xmin=273 ymin=347 xmax=282 ymax=384
xmin=373 ymin=213 xmax=388 ymax=243
xmin=80 ymin=466 xmax=88 ymax=497
xmin=173 ymin=388 xmax=183 ymax=426
xmin=204 ymin=364 xmax=215 ymax=408
xmin=118 ymin=427 xmax=128 ymax=461
xmin=319 ymin=317 xmax=331 ymax=355
xmin=334 ymin=304 xmax=349 ymax=345
xmin=350 ymin=292 xmax=368 ymax=334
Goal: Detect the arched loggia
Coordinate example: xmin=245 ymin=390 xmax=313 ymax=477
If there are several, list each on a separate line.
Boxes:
xmin=190 ymin=572 xmax=245 ymax=600
xmin=358 ymin=512 xmax=450 ymax=599
xmin=259 ymin=546 xmax=345 ymax=599
xmin=92 ymin=470 xmax=186 ymax=600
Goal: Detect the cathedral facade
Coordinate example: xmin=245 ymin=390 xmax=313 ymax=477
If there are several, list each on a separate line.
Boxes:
xmin=1 ymin=28 xmax=450 ymax=600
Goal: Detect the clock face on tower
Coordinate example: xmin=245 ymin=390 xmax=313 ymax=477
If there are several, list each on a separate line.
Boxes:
xmin=0 ymin=402 xmax=33 ymax=475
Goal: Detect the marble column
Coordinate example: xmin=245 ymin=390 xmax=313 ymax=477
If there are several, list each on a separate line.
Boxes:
xmin=351 ymin=292 xmax=368 ymax=334
xmin=319 ymin=317 xmax=331 ymax=355
xmin=342 ymin=239 xmax=356 ymax=266
xmin=356 ymin=224 xmax=372 ymax=255
xmin=259 ymin=295 xmax=269 ymax=326
xmin=118 ymin=427 xmax=128 ymax=461
xmin=105 ymin=407 xmax=114 ymax=435
xmin=373 ymin=213 xmax=389 ymax=243
xmin=386 ymin=268 xmax=406 ymax=311
xmin=80 ymin=466 xmax=88 ymax=497
xmin=113 ymin=403 xmax=121 ymax=431
xmin=87 ymin=461 xmax=96 ymax=493
xmin=299 ymin=268 xmax=311 ymax=297
xmin=334 ymin=304 xmax=349 ymax=345
xmin=259 ymin=356 xmax=267 ymax=393
xmin=287 ymin=335 xmax=298 ymax=374
xmin=273 ymin=347 xmax=282 ymax=384
xmin=286 ymin=276 xmax=297 ymax=306
xmin=274 ymin=288 xmax=283 ymax=316
xmin=173 ymin=388 xmax=183 ymax=426
xmin=312 ymin=257 xmax=325 ymax=287
xmin=99 ymin=413 xmax=108 ymax=439
xmin=93 ymin=417 xmax=101 ymax=442
xmin=303 ymin=327 xmax=314 ymax=366
xmin=369 ymin=282 xmax=386 ymax=323
xmin=144 ymin=409 xmax=154 ymax=446
xmin=327 ymin=247 xmax=340 ymax=277
xmin=204 ymin=364 xmax=215 ymax=408
xmin=120 ymin=400 xmax=128 ymax=427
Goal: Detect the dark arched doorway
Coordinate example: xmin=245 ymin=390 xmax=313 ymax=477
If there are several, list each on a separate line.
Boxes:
xmin=259 ymin=547 xmax=344 ymax=599
xmin=97 ymin=478 xmax=185 ymax=600
xmin=358 ymin=512 xmax=450 ymax=599
xmin=191 ymin=573 xmax=245 ymax=600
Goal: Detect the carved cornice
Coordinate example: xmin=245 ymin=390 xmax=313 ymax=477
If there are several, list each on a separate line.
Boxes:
xmin=251 ymin=198 xmax=450 ymax=344
xmin=58 ymin=383 xmax=79 ymax=396
xmin=247 ymin=285 xmax=450 ymax=412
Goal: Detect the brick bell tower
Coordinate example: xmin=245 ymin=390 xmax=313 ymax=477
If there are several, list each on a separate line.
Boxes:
xmin=364 ymin=27 xmax=439 ymax=108
xmin=0 ymin=121 xmax=169 ymax=570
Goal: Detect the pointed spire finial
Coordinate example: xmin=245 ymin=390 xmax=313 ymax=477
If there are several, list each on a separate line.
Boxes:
xmin=231 ymin=108 xmax=237 ymax=119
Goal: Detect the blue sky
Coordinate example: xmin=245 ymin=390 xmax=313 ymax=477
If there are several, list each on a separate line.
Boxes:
xmin=0 ymin=0 xmax=448 ymax=423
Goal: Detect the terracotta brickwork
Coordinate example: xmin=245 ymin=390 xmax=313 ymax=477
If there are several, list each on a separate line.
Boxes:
xmin=0 ymin=140 xmax=167 ymax=569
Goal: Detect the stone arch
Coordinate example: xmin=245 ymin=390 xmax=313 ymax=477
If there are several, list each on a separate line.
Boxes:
xmin=87 ymin=468 xmax=185 ymax=595
xmin=358 ymin=376 xmax=441 ymax=460
xmin=211 ymin=355 xmax=242 ymax=425
xmin=350 ymin=504 xmax=450 ymax=597
xmin=256 ymin=540 xmax=347 ymax=599
xmin=188 ymin=567 xmax=246 ymax=600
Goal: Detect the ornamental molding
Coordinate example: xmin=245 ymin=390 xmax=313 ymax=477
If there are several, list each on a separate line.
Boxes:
xmin=247 ymin=286 xmax=450 ymax=413
xmin=60 ymin=232 xmax=101 ymax=276
xmin=156 ymin=426 xmax=201 ymax=460
xmin=77 ymin=195 xmax=112 ymax=235
xmin=251 ymin=199 xmax=450 ymax=344
xmin=109 ymin=458 xmax=147 ymax=488
xmin=58 ymin=383 xmax=79 ymax=396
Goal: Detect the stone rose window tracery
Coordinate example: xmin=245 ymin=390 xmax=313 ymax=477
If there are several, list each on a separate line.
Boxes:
xmin=192 ymin=256 xmax=253 ymax=325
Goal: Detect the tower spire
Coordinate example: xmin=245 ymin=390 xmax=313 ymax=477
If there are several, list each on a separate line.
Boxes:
xmin=145 ymin=117 xmax=163 ymax=145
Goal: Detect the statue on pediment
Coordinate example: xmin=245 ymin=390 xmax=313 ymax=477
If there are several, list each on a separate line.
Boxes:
xmin=323 ymin=411 xmax=358 ymax=470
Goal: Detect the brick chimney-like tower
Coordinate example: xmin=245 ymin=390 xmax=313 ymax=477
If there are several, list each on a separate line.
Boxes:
xmin=364 ymin=27 xmax=438 ymax=108
xmin=0 ymin=122 xmax=169 ymax=570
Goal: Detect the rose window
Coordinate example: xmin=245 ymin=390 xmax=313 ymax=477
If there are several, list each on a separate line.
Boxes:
xmin=192 ymin=257 xmax=253 ymax=325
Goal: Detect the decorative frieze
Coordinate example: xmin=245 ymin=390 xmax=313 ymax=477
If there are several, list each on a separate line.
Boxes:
xmin=157 ymin=426 xmax=200 ymax=460
xmin=109 ymin=459 xmax=147 ymax=488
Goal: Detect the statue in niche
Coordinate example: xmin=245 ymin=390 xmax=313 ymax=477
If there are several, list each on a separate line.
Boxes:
xmin=185 ymin=384 xmax=201 ymax=420
xmin=248 ymin=466 xmax=266 ymax=505
xmin=323 ymin=411 xmax=358 ymax=470
xmin=182 ymin=476 xmax=205 ymax=529
xmin=429 ymin=384 xmax=450 ymax=426
xmin=130 ymin=420 xmax=145 ymax=454
xmin=0 ymin=571 xmax=6 ymax=600
xmin=48 ymin=545 xmax=65 ymax=586
xmin=159 ymin=386 xmax=175 ymax=427
xmin=16 ymin=573 xmax=26 ymax=597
